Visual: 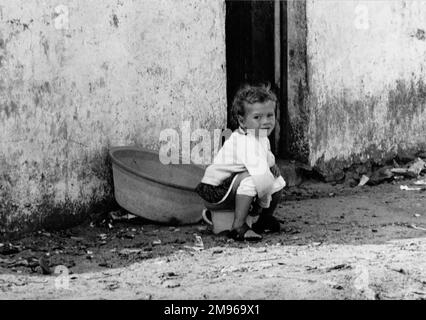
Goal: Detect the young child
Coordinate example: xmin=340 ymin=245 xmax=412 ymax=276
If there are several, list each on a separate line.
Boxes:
xmin=195 ymin=84 xmax=286 ymax=241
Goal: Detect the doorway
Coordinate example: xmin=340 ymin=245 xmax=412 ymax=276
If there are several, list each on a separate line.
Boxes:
xmin=225 ymin=0 xmax=288 ymax=158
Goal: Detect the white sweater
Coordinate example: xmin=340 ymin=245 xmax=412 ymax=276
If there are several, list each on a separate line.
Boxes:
xmin=201 ymin=129 xmax=277 ymax=198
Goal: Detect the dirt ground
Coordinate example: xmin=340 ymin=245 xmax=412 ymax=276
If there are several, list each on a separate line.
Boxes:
xmin=1 ymin=178 xmax=426 ymax=300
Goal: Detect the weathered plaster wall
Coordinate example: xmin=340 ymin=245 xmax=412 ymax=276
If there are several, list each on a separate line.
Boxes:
xmin=287 ymin=0 xmax=309 ymax=162
xmin=0 ymin=0 xmax=226 ymax=236
xmin=307 ymin=0 xmax=426 ymax=175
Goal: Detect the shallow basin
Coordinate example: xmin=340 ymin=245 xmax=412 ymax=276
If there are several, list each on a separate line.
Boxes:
xmin=109 ymin=146 xmax=205 ymax=225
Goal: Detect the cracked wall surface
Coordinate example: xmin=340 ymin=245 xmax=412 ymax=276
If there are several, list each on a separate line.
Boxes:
xmin=0 ymin=0 xmax=226 ymax=236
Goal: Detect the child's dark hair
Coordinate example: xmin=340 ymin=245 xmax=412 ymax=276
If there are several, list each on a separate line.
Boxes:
xmin=230 ymin=83 xmax=277 ymax=129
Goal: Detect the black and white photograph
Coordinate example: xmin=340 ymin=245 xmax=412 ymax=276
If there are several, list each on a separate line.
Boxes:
xmin=1 ymin=0 xmax=426 ymax=304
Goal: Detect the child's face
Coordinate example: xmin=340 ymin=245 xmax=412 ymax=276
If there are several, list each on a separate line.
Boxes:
xmin=238 ymin=100 xmax=276 ymax=136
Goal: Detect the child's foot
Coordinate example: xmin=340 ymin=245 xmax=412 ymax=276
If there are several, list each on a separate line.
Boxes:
xmin=252 ymin=215 xmax=281 ymax=234
xmin=228 ymin=223 xmax=262 ymax=242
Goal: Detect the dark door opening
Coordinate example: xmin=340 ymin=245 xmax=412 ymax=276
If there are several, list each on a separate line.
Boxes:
xmin=225 ymin=0 xmax=288 ymax=158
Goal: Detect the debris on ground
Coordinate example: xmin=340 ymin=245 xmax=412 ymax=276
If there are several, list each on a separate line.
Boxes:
xmin=152 ymin=240 xmax=162 ymax=246
xmin=391 ymin=158 xmax=426 ymax=178
xmin=333 ymin=284 xmax=344 ymax=290
xmin=98 ymin=234 xmax=108 ymax=241
xmin=161 ymin=271 xmax=179 ymax=278
xmin=160 ymin=272 xmax=181 ymax=288
xmin=193 ymin=234 xmax=204 ymax=251
xmin=391 ymin=168 xmax=412 ymax=176
xmin=408 ymin=158 xmax=426 ymax=176
xmin=38 ymin=255 xmax=52 ymax=275
xmin=390 ymin=268 xmax=408 ymax=275
xmin=109 ymin=211 xmax=137 ymax=221
xmin=164 ymin=281 xmax=181 ymax=289
xmin=106 ymin=282 xmax=120 ymax=291
xmin=400 ymin=185 xmax=426 ymax=191
xmin=368 ymin=167 xmax=394 ymax=186
xmin=358 ymin=175 xmax=369 ymax=186
xmin=117 ymin=229 xmax=136 ymax=239
xmin=0 ymin=243 xmax=21 ymax=255
xmin=326 ymin=263 xmax=352 ymax=272
xmin=98 ymin=262 xmax=112 ymax=268
xmin=414 ymin=179 xmax=426 ymax=185
xmin=39 ymin=232 xmax=51 ymax=237
xmin=408 ymin=224 xmax=426 ymax=231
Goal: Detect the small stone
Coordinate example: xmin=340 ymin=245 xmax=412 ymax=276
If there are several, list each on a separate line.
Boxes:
xmin=152 ymin=240 xmax=162 ymax=246
xmin=165 ymin=282 xmax=180 ymax=289
xmin=193 ymin=234 xmax=204 ymax=250
xmin=107 ymin=283 xmax=120 ymax=291
xmin=98 ymin=234 xmax=107 ymax=240
xmin=333 ymin=284 xmax=344 ymax=290
xmin=98 ymin=262 xmax=111 ymax=268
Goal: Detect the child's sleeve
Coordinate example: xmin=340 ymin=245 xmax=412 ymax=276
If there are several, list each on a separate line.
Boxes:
xmin=236 ymin=136 xmax=275 ymax=198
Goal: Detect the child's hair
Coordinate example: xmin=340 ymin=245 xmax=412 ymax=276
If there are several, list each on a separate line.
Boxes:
xmin=230 ymin=83 xmax=277 ymax=129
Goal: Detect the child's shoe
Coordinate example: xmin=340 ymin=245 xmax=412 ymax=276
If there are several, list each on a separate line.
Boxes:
xmin=228 ymin=223 xmax=262 ymax=242
xmin=252 ymin=215 xmax=281 ymax=234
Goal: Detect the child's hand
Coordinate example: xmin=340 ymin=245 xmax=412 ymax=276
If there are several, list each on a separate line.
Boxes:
xmin=270 ymin=164 xmax=281 ymax=178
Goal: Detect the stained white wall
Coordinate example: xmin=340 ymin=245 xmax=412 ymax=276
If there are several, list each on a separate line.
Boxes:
xmin=0 ymin=0 xmax=227 ymax=233
xmin=307 ymin=0 xmax=426 ymax=173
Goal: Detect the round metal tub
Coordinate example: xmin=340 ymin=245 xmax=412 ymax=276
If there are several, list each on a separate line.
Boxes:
xmin=109 ymin=146 xmax=204 ymax=225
